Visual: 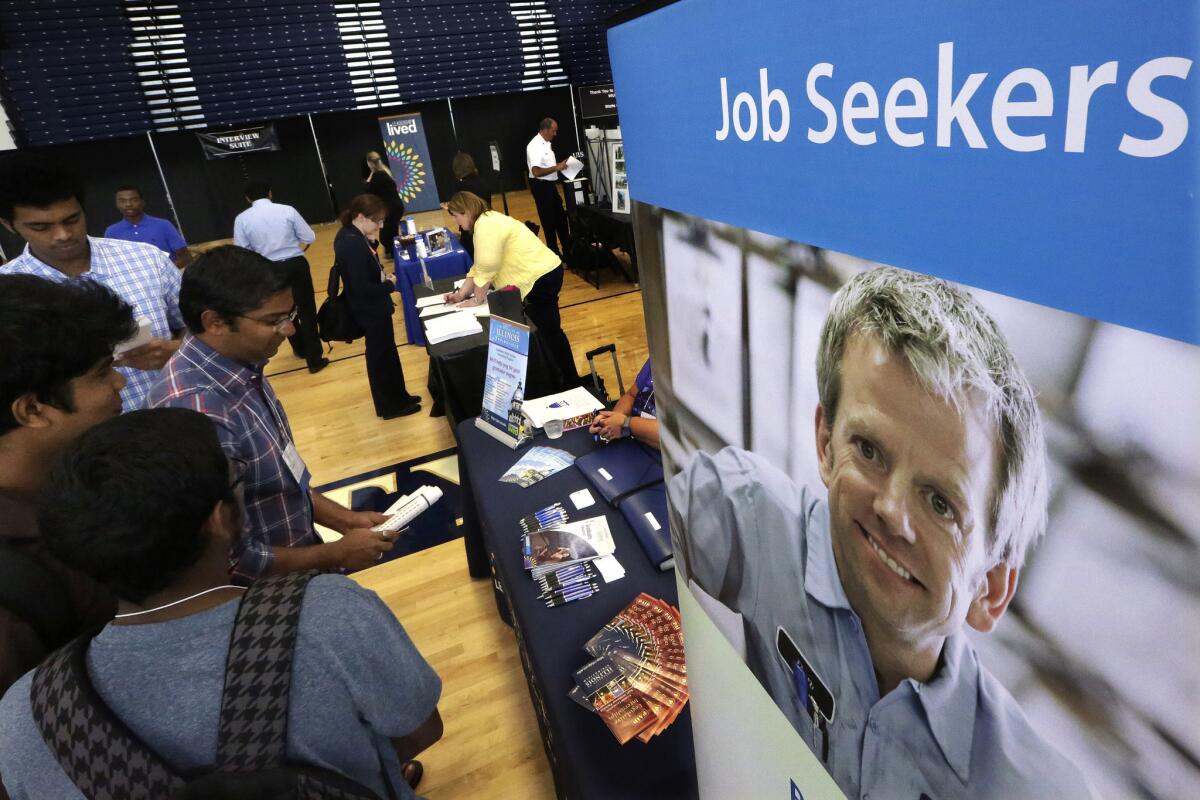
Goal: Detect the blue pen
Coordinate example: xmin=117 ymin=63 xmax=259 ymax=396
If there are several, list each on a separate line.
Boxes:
xmin=541 ymin=574 xmax=593 ymax=593
xmin=791 ymin=662 xmax=810 ymax=716
xmin=547 ymin=564 xmax=587 ymax=579
xmin=544 ymin=582 xmax=598 ymax=600
xmin=545 ymin=587 xmax=598 ymax=607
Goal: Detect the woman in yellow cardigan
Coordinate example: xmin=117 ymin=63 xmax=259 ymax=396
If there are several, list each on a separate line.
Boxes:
xmin=442 ymin=191 xmax=576 ymax=385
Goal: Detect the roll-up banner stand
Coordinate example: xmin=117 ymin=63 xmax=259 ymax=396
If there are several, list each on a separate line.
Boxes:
xmin=610 ymin=2 xmax=1197 ymax=799
xmin=377 ymin=112 xmax=440 ymax=213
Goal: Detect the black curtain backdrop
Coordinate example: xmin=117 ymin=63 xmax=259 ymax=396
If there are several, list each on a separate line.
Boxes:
xmin=152 ymin=117 xmax=328 ymax=245
xmin=0 ymin=85 xmax=583 ymax=259
xmin=0 ymin=135 xmax=161 ymax=259
xmin=449 ymin=86 xmax=579 ymax=197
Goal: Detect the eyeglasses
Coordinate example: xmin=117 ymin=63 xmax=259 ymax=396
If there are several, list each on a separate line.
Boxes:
xmin=236 ymin=307 xmax=298 ymax=333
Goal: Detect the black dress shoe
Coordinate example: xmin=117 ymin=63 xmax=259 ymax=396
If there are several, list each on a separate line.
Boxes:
xmin=381 ymin=400 xmax=421 ymax=419
xmin=400 ymin=760 xmax=423 ymax=789
xmin=307 ymin=357 xmax=330 ymax=374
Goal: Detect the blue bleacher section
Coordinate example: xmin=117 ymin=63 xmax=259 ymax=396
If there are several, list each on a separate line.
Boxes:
xmin=0 ymin=0 xmax=638 ymax=147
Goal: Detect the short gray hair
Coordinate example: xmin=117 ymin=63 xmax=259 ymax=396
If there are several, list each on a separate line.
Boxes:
xmin=816 ymin=267 xmax=1048 ymax=568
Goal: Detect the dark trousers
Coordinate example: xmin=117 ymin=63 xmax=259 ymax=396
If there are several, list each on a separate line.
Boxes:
xmin=523 ymin=265 xmax=576 ymax=389
xmin=363 ymin=317 xmax=412 ymax=417
xmin=279 ymin=255 xmax=323 ymax=367
xmin=381 ymin=203 xmax=404 ymax=260
xmin=530 ymin=179 xmax=569 ymax=255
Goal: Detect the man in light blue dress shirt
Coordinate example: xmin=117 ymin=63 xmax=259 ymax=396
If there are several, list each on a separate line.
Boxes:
xmin=233 ymin=181 xmax=326 ymax=373
xmin=671 ymin=268 xmax=1094 ymax=799
xmin=0 ymin=157 xmax=183 ymax=411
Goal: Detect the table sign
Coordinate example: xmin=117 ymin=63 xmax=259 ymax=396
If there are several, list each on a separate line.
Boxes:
xmin=476 ymin=315 xmax=532 ymax=448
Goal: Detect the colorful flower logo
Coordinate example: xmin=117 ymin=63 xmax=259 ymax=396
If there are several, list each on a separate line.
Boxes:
xmin=383 ymin=141 xmax=428 ymax=203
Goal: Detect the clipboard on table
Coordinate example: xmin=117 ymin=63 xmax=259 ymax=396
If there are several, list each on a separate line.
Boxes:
xmin=574 ymin=438 xmax=664 ymax=507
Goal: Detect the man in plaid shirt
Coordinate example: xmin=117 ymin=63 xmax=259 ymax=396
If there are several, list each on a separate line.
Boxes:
xmin=146 ymin=246 xmax=394 ymax=581
xmin=0 ymin=157 xmax=184 ymax=412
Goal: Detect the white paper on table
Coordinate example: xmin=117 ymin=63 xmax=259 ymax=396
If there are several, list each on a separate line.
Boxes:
xmin=415 ymin=295 xmax=446 ymax=309
xmin=569 ymin=488 xmax=595 ymax=510
xmin=423 ymin=311 xmax=483 ymax=344
xmin=419 ymin=300 xmax=489 ymax=319
xmin=562 ymin=155 xmax=585 ymax=181
xmin=419 ymin=303 xmax=454 ymax=318
xmin=594 ymin=555 xmax=626 ymax=583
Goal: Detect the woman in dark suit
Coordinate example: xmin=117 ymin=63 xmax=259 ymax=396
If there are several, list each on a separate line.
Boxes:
xmin=335 ymin=193 xmax=421 ymax=418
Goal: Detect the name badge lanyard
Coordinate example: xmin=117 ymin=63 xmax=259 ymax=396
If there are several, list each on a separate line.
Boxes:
xmin=258 ymin=384 xmax=312 ymax=494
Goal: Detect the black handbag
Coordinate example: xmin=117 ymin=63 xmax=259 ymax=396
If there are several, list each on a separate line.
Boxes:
xmin=316 ymin=262 xmax=364 ymax=343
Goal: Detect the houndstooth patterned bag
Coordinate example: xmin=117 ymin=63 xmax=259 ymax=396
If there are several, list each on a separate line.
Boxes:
xmin=31 ymin=571 xmax=388 ymax=799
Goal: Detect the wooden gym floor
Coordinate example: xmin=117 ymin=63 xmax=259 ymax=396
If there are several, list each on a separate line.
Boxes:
xmin=201 ymin=190 xmax=648 ymax=798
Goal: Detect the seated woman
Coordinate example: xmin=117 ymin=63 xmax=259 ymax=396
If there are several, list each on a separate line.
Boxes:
xmin=588 ymin=358 xmax=658 ymax=449
xmin=442 ymin=191 xmax=577 ymax=389
xmin=451 ymin=152 xmax=492 ymax=208
xmin=450 ymin=153 xmax=492 ymax=258
xmin=335 ymin=193 xmax=421 ymax=419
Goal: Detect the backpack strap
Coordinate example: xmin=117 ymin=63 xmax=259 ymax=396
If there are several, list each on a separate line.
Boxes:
xmin=214 ymin=569 xmax=317 ymax=771
xmin=0 ymin=540 xmax=77 ymax=651
xmin=30 ymin=634 xmax=185 ymax=799
xmin=327 ymin=263 xmax=343 ymax=296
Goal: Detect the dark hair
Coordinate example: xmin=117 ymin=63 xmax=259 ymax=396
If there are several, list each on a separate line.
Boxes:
xmin=179 ymin=245 xmax=291 ymax=334
xmin=243 ymin=180 xmax=271 ymax=201
xmin=0 ymin=154 xmax=86 ymax=222
xmin=38 ymin=408 xmax=232 ymax=603
xmin=338 ymin=193 xmax=387 ymax=226
xmin=452 ymin=152 xmax=479 ymax=180
xmin=0 ymin=276 xmax=136 ymax=435
xmin=115 ymin=184 xmax=143 ymax=197
xmin=539 ymin=117 xmax=556 ymax=131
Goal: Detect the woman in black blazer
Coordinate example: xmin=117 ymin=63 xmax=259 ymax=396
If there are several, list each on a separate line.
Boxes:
xmin=335 ymin=193 xmax=421 ymax=418
xmin=363 ymin=151 xmax=404 ymax=260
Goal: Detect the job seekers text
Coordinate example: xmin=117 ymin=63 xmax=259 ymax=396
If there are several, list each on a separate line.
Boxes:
xmin=714 ymin=42 xmax=1192 ymax=158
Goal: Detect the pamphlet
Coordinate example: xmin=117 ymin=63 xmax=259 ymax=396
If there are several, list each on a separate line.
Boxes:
xmin=499 ymin=446 xmax=574 ymax=488
xmin=570 ymin=593 xmax=689 ymax=744
xmin=521 ymin=516 xmax=615 ymax=577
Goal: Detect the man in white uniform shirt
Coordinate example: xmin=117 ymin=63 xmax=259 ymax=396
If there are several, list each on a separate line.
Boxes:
xmin=525 ymin=118 xmax=570 ymax=255
xmin=233 ymin=181 xmax=327 ymax=373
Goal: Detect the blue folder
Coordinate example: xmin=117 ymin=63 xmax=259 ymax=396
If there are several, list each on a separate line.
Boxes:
xmin=573 ymin=438 xmax=663 ymax=507
xmin=618 ymin=483 xmax=674 ymax=572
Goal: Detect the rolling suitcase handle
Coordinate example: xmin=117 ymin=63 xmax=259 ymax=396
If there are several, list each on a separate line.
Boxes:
xmin=585 ymin=343 xmax=625 ymax=404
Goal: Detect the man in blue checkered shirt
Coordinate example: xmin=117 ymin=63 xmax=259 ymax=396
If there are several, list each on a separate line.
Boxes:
xmin=0 ymin=157 xmax=184 ymax=412
xmin=146 ymin=246 xmax=396 ymax=581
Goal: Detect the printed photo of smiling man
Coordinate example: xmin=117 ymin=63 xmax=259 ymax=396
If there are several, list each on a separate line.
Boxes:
xmin=669 ymin=267 xmax=1094 ymax=799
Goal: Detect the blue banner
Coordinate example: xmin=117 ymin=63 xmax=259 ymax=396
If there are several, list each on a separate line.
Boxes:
xmin=609 ymin=0 xmax=1198 ymax=343
xmin=377 ymin=113 xmax=440 ymax=213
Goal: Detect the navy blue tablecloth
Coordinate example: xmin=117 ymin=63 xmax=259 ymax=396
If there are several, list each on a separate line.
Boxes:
xmin=393 ymin=232 xmax=472 ymax=345
xmin=455 ymin=419 xmax=698 ymax=799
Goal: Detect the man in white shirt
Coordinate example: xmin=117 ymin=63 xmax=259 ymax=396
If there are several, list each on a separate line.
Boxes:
xmin=232 ymin=182 xmax=327 ymax=373
xmin=525 ymin=118 xmax=570 ymax=255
